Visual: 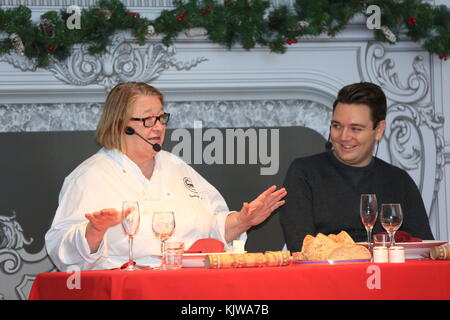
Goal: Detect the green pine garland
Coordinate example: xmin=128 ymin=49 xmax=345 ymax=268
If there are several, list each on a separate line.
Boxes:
xmin=0 ymin=0 xmax=449 ymax=68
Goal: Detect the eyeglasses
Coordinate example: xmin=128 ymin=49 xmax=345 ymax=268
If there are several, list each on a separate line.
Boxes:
xmin=130 ymin=112 xmax=170 ymax=128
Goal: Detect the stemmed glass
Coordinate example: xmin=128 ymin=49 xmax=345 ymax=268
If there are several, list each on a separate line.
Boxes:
xmin=121 ymin=201 xmax=141 ymax=271
xmin=152 ymin=211 xmax=175 ymax=270
xmin=360 ymin=194 xmax=378 ymax=253
xmin=380 ymin=203 xmax=403 ymax=247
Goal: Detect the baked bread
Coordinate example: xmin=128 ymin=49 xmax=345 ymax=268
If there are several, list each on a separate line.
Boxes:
xmin=302 ymin=233 xmax=340 ymax=261
xmin=294 ymin=231 xmax=371 ymax=261
xmin=327 ymin=244 xmax=371 ymax=261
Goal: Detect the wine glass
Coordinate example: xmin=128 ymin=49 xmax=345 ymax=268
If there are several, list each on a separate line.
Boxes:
xmin=380 ymin=203 xmax=403 ymax=247
xmin=121 ymin=201 xmax=141 ymax=271
xmin=360 ymin=194 xmax=378 ymax=253
xmin=152 ymin=211 xmax=175 ymax=270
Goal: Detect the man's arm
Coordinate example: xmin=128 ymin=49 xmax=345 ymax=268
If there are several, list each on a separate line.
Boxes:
xmin=279 ymin=159 xmax=316 ymax=252
xmin=401 ymin=171 xmax=434 ymax=240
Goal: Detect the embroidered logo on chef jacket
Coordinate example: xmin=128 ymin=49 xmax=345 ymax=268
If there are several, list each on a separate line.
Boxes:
xmin=183 ymin=177 xmax=198 ymax=195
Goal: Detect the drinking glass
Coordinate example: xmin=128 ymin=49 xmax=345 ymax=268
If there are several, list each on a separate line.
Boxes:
xmin=380 ymin=203 xmax=403 ymax=247
xmin=360 ymin=194 xmax=378 ymax=253
xmin=121 ymin=201 xmax=141 ymax=271
xmin=152 ymin=211 xmax=175 ymax=270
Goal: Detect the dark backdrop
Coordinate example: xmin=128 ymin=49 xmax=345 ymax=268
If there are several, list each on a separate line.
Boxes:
xmin=0 ymin=127 xmax=325 ymax=255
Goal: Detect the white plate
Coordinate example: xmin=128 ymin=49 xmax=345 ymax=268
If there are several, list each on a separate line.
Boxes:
xmin=357 ymin=240 xmax=448 ymax=259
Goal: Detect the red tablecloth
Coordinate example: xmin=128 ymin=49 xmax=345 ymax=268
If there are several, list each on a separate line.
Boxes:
xmin=29 ymin=259 xmax=450 ymax=300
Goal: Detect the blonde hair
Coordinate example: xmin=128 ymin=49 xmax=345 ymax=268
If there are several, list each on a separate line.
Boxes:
xmin=96 ymin=82 xmax=164 ymax=152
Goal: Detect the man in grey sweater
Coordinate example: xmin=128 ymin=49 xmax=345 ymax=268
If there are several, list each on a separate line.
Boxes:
xmin=280 ymin=82 xmax=434 ymax=252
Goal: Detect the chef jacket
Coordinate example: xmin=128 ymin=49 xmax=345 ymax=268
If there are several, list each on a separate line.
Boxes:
xmin=45 ymin=148 xmax=245 ymax=271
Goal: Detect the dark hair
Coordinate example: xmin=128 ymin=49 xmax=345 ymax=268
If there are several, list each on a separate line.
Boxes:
xmin=332 ymin=82 xmax=387 ymax=128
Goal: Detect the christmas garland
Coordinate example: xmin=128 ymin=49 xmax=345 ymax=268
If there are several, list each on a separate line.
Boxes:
xmin=0 ymin=0 xmax=449 ymax=68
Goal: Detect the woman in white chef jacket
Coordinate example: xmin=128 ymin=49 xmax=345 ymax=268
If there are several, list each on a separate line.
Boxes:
xmin=45 ymin=82 xmax=287 ymax=271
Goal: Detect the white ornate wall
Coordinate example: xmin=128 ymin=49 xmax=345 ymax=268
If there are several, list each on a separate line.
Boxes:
xmin=0 ymin=0 xmax=449 ymax=300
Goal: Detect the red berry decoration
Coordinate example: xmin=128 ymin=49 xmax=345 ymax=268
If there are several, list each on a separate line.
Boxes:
xmin=439 ymin=52 xmax=449 ymax=61
xmin=200 ymin=9 xmax=207 ymax=15
xmin=177 ymin=13 xmax=185 ymax=22
xmin=125 ymin=11 xmax=139 ymax=18
xmin=407 ymin=15 xmax=417 ymax=26
xmin=47 ymin=45 xmax=56 ymax=52
xmin=285 ymin=39 xmax=298 ymax=45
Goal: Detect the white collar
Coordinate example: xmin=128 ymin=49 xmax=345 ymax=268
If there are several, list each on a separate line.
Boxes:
xmin=102 ymin=148 xmax=161 ymax=184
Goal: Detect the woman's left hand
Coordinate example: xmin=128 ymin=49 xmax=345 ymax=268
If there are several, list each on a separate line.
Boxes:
xmin=237 ymin=185 xmax=287 ymax=228
xmin=224 ymin=185 xmax=287 ymax=242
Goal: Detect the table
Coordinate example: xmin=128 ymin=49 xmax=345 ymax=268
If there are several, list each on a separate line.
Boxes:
xmin=29 ymin=259 xmax=450 ymax=300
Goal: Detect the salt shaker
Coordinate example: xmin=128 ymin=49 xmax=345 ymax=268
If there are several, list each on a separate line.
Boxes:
xmin=373 ymin=246 xmax=389 ymax=263
xmin=388 ymin=246 xmax=405 ymax=263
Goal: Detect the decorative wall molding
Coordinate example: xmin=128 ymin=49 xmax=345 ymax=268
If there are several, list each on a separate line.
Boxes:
xmin=0 ymin=39 xmax=352 ymax=104
xmin=0 ymin=103 xmax=103 ymax=132
xmin=48 ymin=35 xmax=207 ymax=91
xmin=365 ymin=42 xmax=429 ymax=104
xmin=0 ymin=99 xmax=331 ymax=137
xmin=0 ymin=33 xmax=208 ymax=92
xmin=0 ymin=0 xmax=177 ymax=9
xmin=360 ymin=41 xmax=445 ymax=222
xmin=0 ymin=213 xmax=55 ymax=300
xmin=0 ymin=0 xmax=296 ymax=8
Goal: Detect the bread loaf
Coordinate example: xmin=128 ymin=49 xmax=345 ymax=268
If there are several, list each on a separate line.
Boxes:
xmin=294 ymin=231 xmax=371 ymax=261
xmin=327 ymin=244 xmax=371 ymax=261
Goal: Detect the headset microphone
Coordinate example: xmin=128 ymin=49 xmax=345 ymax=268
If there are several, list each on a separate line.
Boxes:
xmin=325 ymin=133 xmax=332 ymax=150
xmin=125 ymin=126 xmax=162 ymax=152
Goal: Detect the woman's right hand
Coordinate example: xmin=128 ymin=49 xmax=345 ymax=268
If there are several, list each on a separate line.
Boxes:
xmin=85 ymin=208 xmax=122 ymax=233
xmin=85 ymin=208 xmax=122 ymax=253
